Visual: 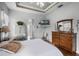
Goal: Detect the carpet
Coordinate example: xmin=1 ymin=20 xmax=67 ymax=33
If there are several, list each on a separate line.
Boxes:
xmin=1 ymin=41 xmax=21 ymax=53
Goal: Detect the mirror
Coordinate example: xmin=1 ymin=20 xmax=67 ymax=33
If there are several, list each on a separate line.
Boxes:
xmin=57 ymin=19 xmax=73 ymax=32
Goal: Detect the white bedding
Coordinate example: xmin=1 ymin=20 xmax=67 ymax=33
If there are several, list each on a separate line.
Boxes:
xmin=0 ymin=39 xmax=63 ymax=56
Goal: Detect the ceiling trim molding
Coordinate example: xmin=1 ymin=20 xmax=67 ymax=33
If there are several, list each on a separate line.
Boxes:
xmin=44 ymin=2 xmax=59 ymax=11
xmin=16 ymin=2 xmax=59 ymax=13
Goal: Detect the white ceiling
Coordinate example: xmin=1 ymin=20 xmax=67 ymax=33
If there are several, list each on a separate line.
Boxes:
xmin=16 ymin=2 xmax=59 ymax=13
xmin=5 ymin=2 xmax=43 ymax=14
xmin=17 ymin=2 xmax=53 ymax=10
xmin=5 ymin=2 xmax=63 ymax=14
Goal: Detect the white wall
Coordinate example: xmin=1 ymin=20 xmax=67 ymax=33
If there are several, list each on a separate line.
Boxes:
xmin=46 ymin=2 xmax=79 ymax=53
xmin=0 ymin=2 xmax=9 ymax=14
xmin=0 ymin=2 xmax=9 ymax=28
xmin=9 ymin=10 xmax=46 ymax=39
xmin=0 ymin=2 xmax=9 ymax=39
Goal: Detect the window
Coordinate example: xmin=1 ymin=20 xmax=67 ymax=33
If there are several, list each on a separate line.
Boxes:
xmin=1 ymin=10 xmax=9 ymax=39
xmin=1 ymin=10 xmax=9 ymax=26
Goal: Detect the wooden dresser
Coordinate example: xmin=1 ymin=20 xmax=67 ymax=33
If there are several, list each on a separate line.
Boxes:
xmin=52 ymin=31 xmax=76 ymax=52
xmin=52 ymin=32 xmax=60 ymax=46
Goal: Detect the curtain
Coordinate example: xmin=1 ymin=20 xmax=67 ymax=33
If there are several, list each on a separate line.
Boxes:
xmin=1 ymin=10 xmax=9 ymax=41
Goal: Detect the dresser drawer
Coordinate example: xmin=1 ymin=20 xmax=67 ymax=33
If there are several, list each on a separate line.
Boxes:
xmin=52 ymin=32 xmax=59 ymax=36
xmin=60 ymin=39 xmax=72 ymax=50
xmin=52 ymin=31 xmax=74 ymax=52
xmin=52 ymin=38 xmax=59 ymax=46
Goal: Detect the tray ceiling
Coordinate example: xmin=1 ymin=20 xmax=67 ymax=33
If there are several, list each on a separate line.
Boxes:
xmin=16 ymin=2 xmax=58 ymax=13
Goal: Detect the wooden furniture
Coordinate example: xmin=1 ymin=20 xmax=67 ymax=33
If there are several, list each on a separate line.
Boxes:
xmin=60 ymin=32 xmax=73 ymax=51
xmin=52 ymin=31 xmax=76 ymax=52
xmin=52 ymin=32 xmax=60 ymax=46
xmin=52 ymin=19 xmax=76 ymax=53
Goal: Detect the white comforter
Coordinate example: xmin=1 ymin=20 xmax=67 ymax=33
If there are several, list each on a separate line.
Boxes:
xmin=0 ymin=39 xmax=63 ymax=56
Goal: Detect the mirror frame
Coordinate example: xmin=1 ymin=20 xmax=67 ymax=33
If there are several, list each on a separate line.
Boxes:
xmin=57 ymin=19 xmax=73 ymax=33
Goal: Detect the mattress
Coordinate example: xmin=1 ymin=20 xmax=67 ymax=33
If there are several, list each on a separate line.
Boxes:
xmin=0 ymin=39 xmax=63 ymax=56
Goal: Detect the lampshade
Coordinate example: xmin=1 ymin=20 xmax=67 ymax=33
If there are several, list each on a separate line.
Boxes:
xmin=2 ymin=26 xmax=10 ymax=32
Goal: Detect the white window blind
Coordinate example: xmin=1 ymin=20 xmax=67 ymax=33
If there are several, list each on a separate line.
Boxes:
xmin=1 ymin=10 xmax=9 ymax=26
xmin=1 ymin=10 xmax=9 ymax=39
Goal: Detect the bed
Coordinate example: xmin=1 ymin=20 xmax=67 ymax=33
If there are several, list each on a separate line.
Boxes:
xmin=0 ymin=39 xmax=63 ymax=56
